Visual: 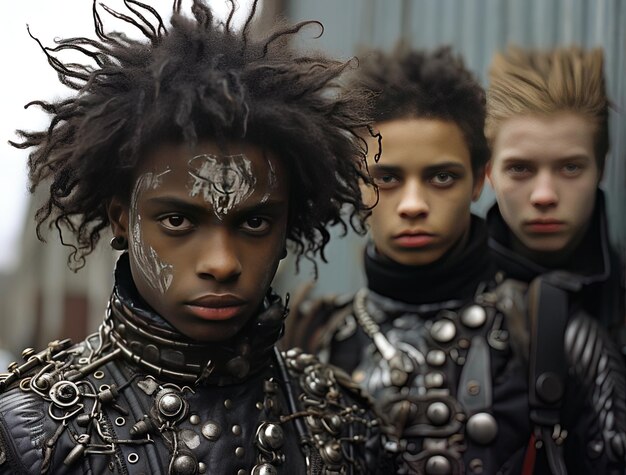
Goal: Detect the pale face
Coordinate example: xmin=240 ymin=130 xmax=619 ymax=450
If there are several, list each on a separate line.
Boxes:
xmin=364 ymin=118 xmax=483 ymax=266
xmin=487 ymin=113 xmax=600 ymax=255
xmin=109 ymin=140 xmax=289 ymax=342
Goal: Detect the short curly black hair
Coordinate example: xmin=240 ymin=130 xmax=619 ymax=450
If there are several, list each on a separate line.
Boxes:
xmin=11 ymin=0 xmax=374 ymax=269
xmin=348 ymin=44 xmax=489 ymax=174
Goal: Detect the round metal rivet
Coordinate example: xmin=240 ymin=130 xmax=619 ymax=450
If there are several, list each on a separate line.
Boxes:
xmin=159 ymin=393 xmax=184 ymax=418
xmin=461 ymin=305 xmax=487 ymax=328
xmin=237 ymin=470 xmax=248 ymax=475
xmin=424 ymin=372 xmax=444 ymax=388
xmin=189 ymin=414 xmax=201 ymax=425
xmin=251 ymin=464 xmax=277 ymax=475
xmin=232 ymin=424 xmax=242 ymax=436
xmin=469 ymin=458 xmax=484 ymax=474
xmin=172 ymin=453 xmax=197 ymax=475
xmin=466 ymin=412 xmax=498 ymax=444
xmin=257 ymin=422 xmax=284 ymax=450
xmin=115 ymin=417 xmax=125 ymax=426
xmin=430 ymin=319 xmax=456 ymax=343
xmin=235 ymin=446 xmax=245 ymax=457
xmin=425 ymin=455 xmax=450 ymax=474
xmin=127 ymin=452 xmax=139 ymax=464
xmin=201 ymin=421 xmax=221 ymax=441
xmin=198 ymin=462 xmax=207 ymax=474
xmin=256 ymin=402 xmax=263 ymax=410
xmin=224 ymin=399 xmax=233 ymax=409
xmin=426 ymin=350 xmax=446 ymax=367
xmin=426 ymin=402 xmax=450 ymax=426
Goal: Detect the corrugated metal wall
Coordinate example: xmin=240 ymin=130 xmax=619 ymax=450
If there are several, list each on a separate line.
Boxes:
xmin=273 ymin=0 xmax=626 ymax=298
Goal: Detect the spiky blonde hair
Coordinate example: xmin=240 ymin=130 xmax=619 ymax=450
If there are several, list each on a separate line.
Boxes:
xmin=485 ymin=46 xmax=609 ymax=170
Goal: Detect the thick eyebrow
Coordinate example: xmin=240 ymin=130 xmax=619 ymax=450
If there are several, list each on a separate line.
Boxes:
xmin=421 ymin=161 xmax=467 ymax=175
xmin=370 ymin=164 xmax=403 ymax=174
xmin=145 ymin=196 xmax=287 ymax=215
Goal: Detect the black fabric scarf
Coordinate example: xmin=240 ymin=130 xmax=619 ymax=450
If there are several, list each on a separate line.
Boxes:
xmin=364 ymin=215 xmax=495 ymax=305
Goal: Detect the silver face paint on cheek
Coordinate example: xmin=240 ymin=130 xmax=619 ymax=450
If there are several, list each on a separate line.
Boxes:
xmin=129 ymin=170 xmax=174 ymax=295
xmin=187 ymin=154 xmax=256 ymax=218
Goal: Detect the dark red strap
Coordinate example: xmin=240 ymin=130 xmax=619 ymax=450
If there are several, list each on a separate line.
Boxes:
xmin=522 ymin=433 xmax=536 ymax=475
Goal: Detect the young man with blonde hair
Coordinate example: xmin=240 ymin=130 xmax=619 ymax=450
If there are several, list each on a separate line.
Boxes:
xmin=485 ymin=46 xmax=624 ymax=333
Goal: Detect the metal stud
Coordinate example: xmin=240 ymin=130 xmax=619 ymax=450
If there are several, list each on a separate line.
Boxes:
xmin=256 ymin=422 xmax=284 ymax=450
xmin=466 ymin=412 xmax=498 ymax=444
xmin=158 ymin=393 xmax=184 ymax=418
xmin=426 ymin=402 xmax=450 ymax=426
xmin=461 ymin=305 xmax=487 ymax=328
xmin=237 ymin=470 xmax=248 ymax=475
xmin=430 ymin=319 xmax=456 ymax=343
xmin=224 ymin=399 xmax=233 ymax=409
xmin=251 ymin=464 xmax=277 ymax=475
xmin=232 ymin=424 xmax=242 ymax=436
xmin=425 ymin=455 xmax=451 ymax=474
xmin=21 ymin=348 xmax=35 ymax=360
xmin=189 ymin=414 xmax=200 ymax=425
xmin=426 ymin=350 xmax=446 ymax=367
xmin=235 ymin=446 xmax=245 ymax=458
xmin=198 ymin=462 xmax=207 ymax=474
xmin=424 ymin=372 xmax=444 ymax=388
xmin=201 ymin=421 xmax=221 ymax=441
xmin=171 ymin=453 xmax=197 ymax=475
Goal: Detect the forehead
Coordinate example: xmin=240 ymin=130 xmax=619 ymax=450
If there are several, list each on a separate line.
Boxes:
xmin=492 ymin=113 xmax=597 ymax=162
xmin=368 ymin=118 xmax=471 ymax=171
xmin=134 ymin=141 xmax=287 ymax=192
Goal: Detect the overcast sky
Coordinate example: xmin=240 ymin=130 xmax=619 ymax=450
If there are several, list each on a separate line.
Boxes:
xmin=0 ymin=0 xmax=253 ymax=272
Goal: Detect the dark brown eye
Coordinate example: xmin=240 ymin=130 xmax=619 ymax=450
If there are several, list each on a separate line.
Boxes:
xmin=241 ymin=217 xmax=270 ymax=234
xmin=160 ymin=215 xmax=193 ymax=232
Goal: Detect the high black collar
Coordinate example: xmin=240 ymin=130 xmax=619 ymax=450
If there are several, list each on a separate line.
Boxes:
xmin=107 ymin=253 xmax=286 ymax=386
xmin=364 ymin=215 xmax=495 ymax=306
xmin=486 ymin=189 xmax=613 ymax=286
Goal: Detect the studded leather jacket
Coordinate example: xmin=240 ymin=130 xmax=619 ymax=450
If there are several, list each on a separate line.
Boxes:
xmin=285 ymin=221 xmax=626 ymax=474
xmin=0 ymin=256 xmax=386 ymax=474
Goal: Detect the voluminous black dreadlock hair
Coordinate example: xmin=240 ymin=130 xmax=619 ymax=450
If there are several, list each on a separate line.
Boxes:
xmin=348 ymin=43 xmax=489 ymax=174
xmin=11 ymin=0 xmax=374 ymax=269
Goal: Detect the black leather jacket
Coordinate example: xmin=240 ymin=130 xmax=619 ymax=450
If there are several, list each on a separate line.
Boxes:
xmin=287 ymin=219 xmax=626 ymax=474
xmin=0 ymin=255 xmax=386 ymax=474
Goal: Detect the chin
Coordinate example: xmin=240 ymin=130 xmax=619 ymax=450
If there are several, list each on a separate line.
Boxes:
xmin=522 ymin=236 xmax=570 ymax=253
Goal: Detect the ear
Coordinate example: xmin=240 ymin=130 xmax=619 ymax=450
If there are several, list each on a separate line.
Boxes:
xmin=472 ymin=166 xmax=486 ymax=202
xmin=107 ymin=197 xmax=130 ymax=239
xmin=485 ymin=160 xmax=494 ymax=188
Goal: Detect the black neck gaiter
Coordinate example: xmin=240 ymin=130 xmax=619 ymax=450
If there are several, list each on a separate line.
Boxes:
xmin=364 ymin=215 xmax=494 ymax=305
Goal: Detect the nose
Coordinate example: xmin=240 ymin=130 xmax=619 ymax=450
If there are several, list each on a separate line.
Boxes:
xmin=195 ymin=230 xmax=242 ymax=282
xmin=530 ymin=171 xmax=558 ymax=209
xmin=397 ymin=179 xmax=429 ymax=219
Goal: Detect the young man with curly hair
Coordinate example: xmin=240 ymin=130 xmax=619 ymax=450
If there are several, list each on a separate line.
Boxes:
xmin=284 ymin=45 xmax=626 ymax=474
xmin=485 ymin=46 xmax=625 ymax=333
xmin=0 ymin=1 xmax=388 ymax=473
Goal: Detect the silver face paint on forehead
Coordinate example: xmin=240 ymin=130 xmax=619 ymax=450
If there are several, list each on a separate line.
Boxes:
xmin=259 ymin=156 xmax=278 ymax=204
xmin=129 ymin=169 xmax=174 ymax=295
xmin=187 ymin=154 xmax=257 ymax=218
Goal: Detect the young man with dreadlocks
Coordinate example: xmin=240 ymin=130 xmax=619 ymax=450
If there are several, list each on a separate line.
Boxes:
xmin=0 ymin=1 xmax=389 ymax=473
xmin=283 ymin=45 xmax=626 ymax=474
